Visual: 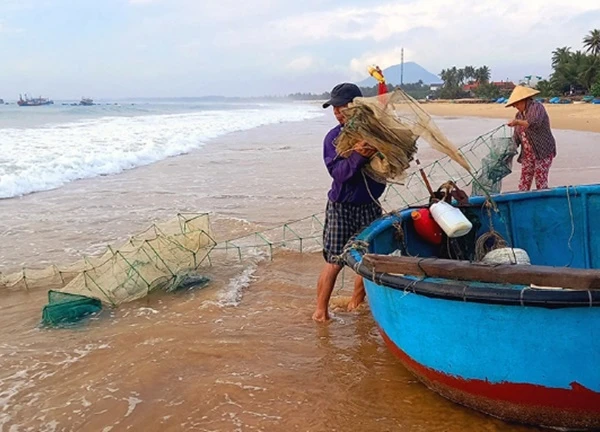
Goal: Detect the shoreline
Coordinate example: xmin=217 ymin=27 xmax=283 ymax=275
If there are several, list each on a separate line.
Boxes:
xmin=421 ymin=102 xmax=600 ymax=134
xmin=315 ymin=98 xmax=600 ymax=134
xmin=2 ymin=113 xmax=598 ymax=274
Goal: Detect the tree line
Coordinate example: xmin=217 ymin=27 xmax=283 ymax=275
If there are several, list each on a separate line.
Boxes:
xmin=432 ymin=29 xmax=600 ymax=99
xmin=288 ymin=81 xmax=432 ymax=102
xmin=536 ymin=29 xmax=600 ymax=97
xmin=288 ymin=28 xmax=600 ymax=102
xmin=436 ymin=66 xmax=492 ymax=99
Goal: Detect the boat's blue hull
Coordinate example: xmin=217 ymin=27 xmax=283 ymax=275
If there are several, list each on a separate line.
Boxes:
xmin=345 ymin=184 xmax=600 ymax=430
xmin=366 ymin=279 xmax=600 ymax=429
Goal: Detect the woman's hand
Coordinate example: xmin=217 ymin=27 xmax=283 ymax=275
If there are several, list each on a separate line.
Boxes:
xmin=508 ymin=119 xmax=528 ymax=128
xmin=353 ymin=140 xmax=377 ymax=158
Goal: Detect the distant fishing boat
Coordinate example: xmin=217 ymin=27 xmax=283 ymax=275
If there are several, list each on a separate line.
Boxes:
xmin=79 ymin=97 xmax=94 ymax=106
xmin=344 ymin=184 xmax=600 ymax=430
xmin=18 ymin=94 xmax=54 ymax=106
xmin=0 ymin=98 xmax=4 ymax=104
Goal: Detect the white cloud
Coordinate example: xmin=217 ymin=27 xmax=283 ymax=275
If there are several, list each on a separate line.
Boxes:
xmin=271 ymin=3 xmax=443 ymax=43
xmin=2 ymin=0 xmax=600 ymax=97
xmin=285 ymin=56 xmax=316 ymax=72
xmin=207 ymin=0 xmax=599 ymax=84
xmin=305 ymin=0 xmax=600 ymax=83
xmin=349 ymin=47 xmax=415 ymax=79
xmin=128 ymin=0 xmax=278 ymax=23
xmin=270 ymin=0 xmax=597 ymax=45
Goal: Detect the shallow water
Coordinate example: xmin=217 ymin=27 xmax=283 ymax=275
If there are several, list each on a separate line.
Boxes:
xmin=1 ymin=112 xmax=598 ymax=431
xmin=0 ymin=252 xmax=544 ymax=432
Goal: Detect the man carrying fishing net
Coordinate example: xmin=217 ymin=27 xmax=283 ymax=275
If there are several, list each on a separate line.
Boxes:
xmin=313 ymin=83 xmax=386 ymax=323
xmin=312 ymin=81 xmax=470 ymax=322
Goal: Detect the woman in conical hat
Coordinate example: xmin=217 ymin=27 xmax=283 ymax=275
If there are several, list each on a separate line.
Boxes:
xmin=506 ymin=85 xmax=556 ymax=191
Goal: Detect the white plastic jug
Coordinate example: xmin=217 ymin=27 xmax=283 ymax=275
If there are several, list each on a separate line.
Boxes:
xmin=429 ymin=201 xmax=473 ymax=238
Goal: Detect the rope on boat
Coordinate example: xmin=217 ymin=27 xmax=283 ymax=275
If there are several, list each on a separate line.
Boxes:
xmin=475 ymin=201 xmax=509 ymax=261
xmin=520 ymin=286 xmax=530 ymax=307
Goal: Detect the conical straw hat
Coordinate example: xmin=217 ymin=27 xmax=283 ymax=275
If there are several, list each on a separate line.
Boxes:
xmin=505 ymin=85 xmax=540 ymax=107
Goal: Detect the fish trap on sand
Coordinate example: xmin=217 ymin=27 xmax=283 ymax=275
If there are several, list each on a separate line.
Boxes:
xmin=0 ymin=212 xmax=329 ymax=327
xmin=1 ymin=213 xmax=216 ymax=326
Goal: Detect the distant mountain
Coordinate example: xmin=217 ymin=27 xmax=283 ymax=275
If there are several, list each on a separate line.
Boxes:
xmin=357 ymin=62 xmax=441 ymax=86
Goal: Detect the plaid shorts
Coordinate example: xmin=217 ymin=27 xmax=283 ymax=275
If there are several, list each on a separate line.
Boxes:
xmin=322 ymin=200 xmax=382 ymax=265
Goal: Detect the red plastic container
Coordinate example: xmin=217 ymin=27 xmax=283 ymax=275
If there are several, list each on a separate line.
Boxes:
xmin=411 ymin=208 xmax=443 ymax=245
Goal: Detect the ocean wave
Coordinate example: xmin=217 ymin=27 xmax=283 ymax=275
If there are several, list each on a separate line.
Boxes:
xmin=0 ymin=105 xmax=322 ymax=199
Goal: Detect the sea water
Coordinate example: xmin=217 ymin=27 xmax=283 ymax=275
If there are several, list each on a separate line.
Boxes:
xmin=0 ymin=99 xmax=322 ymax=199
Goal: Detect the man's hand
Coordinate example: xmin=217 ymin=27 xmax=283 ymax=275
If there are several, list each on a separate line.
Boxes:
xmin=353 ymin=140 xmax=377 ymax=158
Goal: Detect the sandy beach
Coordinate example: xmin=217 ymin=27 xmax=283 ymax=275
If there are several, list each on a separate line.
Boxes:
xmin=4 ymin=0 xmax=600 ymax=428
xmin=423 ymin=101 xmax=600 ymax=133
xmin=0 ymin=105 xmax=599 ymax=431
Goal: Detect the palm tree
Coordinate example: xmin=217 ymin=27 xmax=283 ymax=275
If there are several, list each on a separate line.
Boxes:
xmin=580 ymin=55 xmax=600 ymax=91
xmin=583 ymin=29 xmax=600 ymax=56
xmin=440 ymin=69 xmax=449 ymax=85
xmin=552 ymin=46 xmax=572 ymax=67
xmin=535 ymin=80 xmax=553 ymax=97
xmin=457 ymin=68 xmax=466 ymax=85
xmin=475 ymin=66 xmax=491 ymax=84
xmin=464 ymin=66 xmax=476 ymax=83
xmin=551 ymin=51 xmax=587 ymax=94
xmin=441 ymin=67 xmax=461 ymax=87
xmin=439 ymin=67 xmax=464 ymax=99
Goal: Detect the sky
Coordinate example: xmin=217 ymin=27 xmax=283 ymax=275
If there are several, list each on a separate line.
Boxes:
xmin=0 ymin=0 xmax=599 ymax=99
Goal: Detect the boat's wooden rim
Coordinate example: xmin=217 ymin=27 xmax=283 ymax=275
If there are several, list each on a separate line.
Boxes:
xmin=362 ymin=254 xmax=600 ymax=291
xmin=343 ymin=185 xmax=600 ymax=308
xmin=345 ymin=249 xmax=600 ymax=308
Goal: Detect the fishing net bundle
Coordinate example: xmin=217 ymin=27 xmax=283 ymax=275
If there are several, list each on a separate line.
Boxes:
xmin=335 ymin=89 xmax=471 ymax=184
xmin=1 ymin=213 xmax=215 ymax=325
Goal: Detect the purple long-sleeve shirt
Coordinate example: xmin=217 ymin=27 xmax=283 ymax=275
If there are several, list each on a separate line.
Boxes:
xmin=323 ymin=124 xmax=386 ymax=204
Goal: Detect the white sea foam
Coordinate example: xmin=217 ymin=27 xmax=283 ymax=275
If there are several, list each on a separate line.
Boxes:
xmin=199 ymin=265 xmax=258 ymax=309
xmin=217 ymin=265 xmax=258 ymax=307
xmin=124 ymin=396 xmax=142 ymax=417
xmin=0 ymin=104 xmax=322 ymax=199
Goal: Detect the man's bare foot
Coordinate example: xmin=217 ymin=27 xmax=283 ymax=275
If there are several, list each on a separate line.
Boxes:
xmin=347 ymin=294 xmax=365 ymax=311
xmin=312 ymin=309 xmax=330 ymax=323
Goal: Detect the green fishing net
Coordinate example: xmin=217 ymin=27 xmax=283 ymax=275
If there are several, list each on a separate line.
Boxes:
xmin=42 ymin=291 xmax=103 ymax=326
xmin=471 ymin=136 xmax=518 ymax=196
xmin=1 ymin=124 xmax=519 ymax=328
xmin=2 ymin=213 xmax=215 ymax=326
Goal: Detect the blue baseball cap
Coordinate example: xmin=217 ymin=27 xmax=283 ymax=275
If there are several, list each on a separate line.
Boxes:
xmin=322 ymin=83 xmax=362 ymax=109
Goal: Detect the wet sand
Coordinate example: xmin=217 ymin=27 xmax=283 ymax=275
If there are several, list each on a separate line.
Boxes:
xmin=1 ymin=111 xmax=599 ymax=431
